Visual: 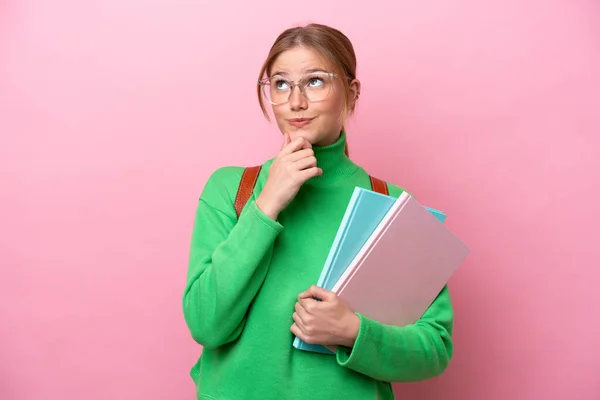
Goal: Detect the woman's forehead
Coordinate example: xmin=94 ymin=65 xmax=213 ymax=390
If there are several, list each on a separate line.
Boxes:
xmin=270 ymin=46 xmax=333 ymax=76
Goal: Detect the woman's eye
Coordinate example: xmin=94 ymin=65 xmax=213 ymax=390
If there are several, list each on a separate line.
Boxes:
xmin=307 ymin=78 xmax=324 ymax=87
xmin=275 ymin=80 xmax=290 ymax=90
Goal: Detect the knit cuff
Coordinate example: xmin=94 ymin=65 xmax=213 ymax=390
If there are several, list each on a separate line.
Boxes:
xmin=242 ymin=200 xmax=283 ymax=234
xmin=336 ymin=313 xmax=378 ymax=371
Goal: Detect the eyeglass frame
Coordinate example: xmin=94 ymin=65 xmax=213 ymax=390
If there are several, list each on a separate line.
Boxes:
xmin=257 ymin=71 xmax=351 ymax=105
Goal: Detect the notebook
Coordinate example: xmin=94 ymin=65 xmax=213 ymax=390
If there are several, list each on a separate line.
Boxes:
xmin=329 ymin=192 xmax=470 ymax=347
xmin=292 ymin=187 xmax=448 ymax=354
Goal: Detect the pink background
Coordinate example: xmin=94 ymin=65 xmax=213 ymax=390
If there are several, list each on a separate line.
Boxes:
xmin=1 ymin=0 xmax=599 ymax=399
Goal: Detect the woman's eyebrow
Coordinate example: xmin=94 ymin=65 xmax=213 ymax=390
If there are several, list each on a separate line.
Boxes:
xmin=303 ymin=67 xmax=328 ymax=74
xmin=270 ymin=67 xmax=328 ymax=77
xmin=270 ymin=71 xmax=287 ymax=77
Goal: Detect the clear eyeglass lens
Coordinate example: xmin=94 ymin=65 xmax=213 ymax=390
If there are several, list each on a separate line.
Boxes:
xmin=262 ymin=73 xmax=333 ymax=104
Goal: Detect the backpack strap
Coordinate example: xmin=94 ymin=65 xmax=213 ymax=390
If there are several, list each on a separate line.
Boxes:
xmin=233 ymin=166 xmax=388 ymax=218
xmin=370 ymin=175 xmax=389 ymax=195
xmin=234 ymin=165 xmax=262 ymax=218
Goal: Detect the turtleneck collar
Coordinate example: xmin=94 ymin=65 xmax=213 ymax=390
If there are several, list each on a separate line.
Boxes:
xmin=307 ymin=131 xmax=359 ymax=186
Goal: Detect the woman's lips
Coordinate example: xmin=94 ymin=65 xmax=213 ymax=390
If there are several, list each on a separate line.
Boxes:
xmin=287 ymin=118 xmax=314 ymax=127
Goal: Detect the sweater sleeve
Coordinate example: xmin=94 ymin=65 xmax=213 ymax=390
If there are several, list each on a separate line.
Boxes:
xmin=182 ymin=167 xmax=283 ymax=349
xmin=336 ymin=285 xmax=454 ymax=382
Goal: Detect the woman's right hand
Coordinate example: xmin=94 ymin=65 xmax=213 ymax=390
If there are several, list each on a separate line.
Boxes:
xmin=256 ymin=132 xmax=323 ymax=220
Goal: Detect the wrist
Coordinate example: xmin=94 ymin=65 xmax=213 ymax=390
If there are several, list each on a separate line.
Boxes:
xmin=256 ymin=197 xmax=280 ymax=221
xmin=340 ymin=313 xmax=361 ymax=348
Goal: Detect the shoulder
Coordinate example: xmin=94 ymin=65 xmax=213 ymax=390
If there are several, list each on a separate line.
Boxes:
xmin=203 ymin=165 xmax=245 ymax=190
xmin=199 ymin=162 xmax=271 ymax=210
xmin=205 ymin=165 xmax=246 ymax=186
xmin=198 ymin=165 xmax=247 ymax=210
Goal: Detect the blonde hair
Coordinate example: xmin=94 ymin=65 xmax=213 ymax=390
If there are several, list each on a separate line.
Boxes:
xmin=257 ymin=23 xmax=359 ymax=156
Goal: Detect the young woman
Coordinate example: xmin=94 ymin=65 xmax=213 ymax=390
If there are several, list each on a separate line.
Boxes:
xmin=182 ymin=23 xmax=453 ymax=400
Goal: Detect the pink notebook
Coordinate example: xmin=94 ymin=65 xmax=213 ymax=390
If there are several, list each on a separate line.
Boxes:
xmin=331 ymin=192 xmax=470 ymax=328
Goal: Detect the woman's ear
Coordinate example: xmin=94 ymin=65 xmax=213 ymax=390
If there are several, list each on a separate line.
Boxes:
xmin=348 ymin=78 xmax=361 ymax=113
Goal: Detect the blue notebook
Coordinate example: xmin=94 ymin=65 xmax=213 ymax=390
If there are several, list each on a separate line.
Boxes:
xmin=292 ymin=187 xmax=447 ymax=354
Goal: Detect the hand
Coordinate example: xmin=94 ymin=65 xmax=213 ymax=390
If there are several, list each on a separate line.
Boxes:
xmin=256 ymin=132 xmax=322 ymax=220
xmin=290 ymin=285 xmax=360 ymax=348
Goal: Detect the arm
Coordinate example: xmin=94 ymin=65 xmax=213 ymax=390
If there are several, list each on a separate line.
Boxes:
xmin=182 ymin=168 xmax=283 ymax=349
xmin=336 ymin=285 xmax=454 ymax=382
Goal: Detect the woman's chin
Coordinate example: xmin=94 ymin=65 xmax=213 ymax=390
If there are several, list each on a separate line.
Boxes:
xmin=285 ymin=128 xmax=340 ymax=147
xmin=288 ymin=129 xmax=316 ymax=143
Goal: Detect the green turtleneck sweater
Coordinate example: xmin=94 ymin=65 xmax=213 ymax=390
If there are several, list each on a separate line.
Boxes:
xmin=182 ymin=133 xmax=454 ymax=400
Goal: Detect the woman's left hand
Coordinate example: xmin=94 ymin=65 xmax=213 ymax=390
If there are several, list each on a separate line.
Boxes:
xmin=291 ymin=285 xmax=360 ymax=348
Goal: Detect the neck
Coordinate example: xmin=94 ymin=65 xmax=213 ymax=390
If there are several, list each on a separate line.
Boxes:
xmin=308 ymin=131 xmax=358 ymax=186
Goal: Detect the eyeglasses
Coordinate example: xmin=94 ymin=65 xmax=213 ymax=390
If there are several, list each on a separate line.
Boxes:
xmin=258 ymin=71 xmax=340 ymax=105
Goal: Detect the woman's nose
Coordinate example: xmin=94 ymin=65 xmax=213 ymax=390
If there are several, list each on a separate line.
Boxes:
xmin=288 ymin=86 xmax=308 ymax=111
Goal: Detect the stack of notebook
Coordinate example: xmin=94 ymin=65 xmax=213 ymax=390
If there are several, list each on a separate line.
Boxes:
xmin=292 ymin=187 xmax=470 ymax=354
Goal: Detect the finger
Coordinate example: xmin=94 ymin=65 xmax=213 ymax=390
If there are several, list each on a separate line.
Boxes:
xmin=297 ymin=167 xmax=322 ymax=181
xmin=298 ymin=297 xmax=316 ymax=314
xmin=293 ymin=156 xmax=317 ymax=171
xmin=290 ymin=322 xmax=302 ymax=337
xmin=285 ymin=148 xmax=314 ymax=162
xmin=299 ymin=137 xmax=312 ymax=150
xmin=292 ymin=312 xmax=303 ymax=327
xmin=280 ymin=136 xmax=311 ymax=156
xmin=294 ymin=302 xmax=308 ymax=323
xmin=291 ymin=315 xmax=309 ymax=336
xmin=291 ymin=323 xmax=312 ymax=343
xmin=300 ymin=285 xmax=334 ymax=301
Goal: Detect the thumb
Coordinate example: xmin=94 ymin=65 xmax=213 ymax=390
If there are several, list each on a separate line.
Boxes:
xmin=299 ymin=285 xmax=334 ymax=301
